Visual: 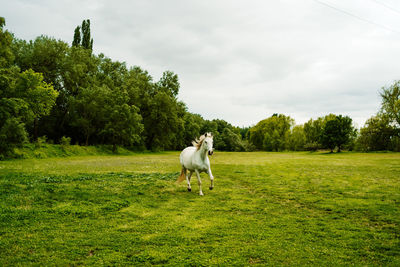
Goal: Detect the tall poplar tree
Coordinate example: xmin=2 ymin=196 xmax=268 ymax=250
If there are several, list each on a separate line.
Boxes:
xmin=72 ymin=19 xmax=93 ymax=51
xmin=72 ymin=26 xmax=81 ymax=47
xmin=81 ymin=19 xmax=93 ymax=51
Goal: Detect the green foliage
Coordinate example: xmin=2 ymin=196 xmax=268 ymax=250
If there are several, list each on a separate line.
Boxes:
xmin=303 ymin=114 xmax=336 ymax=150
xmin=380 ymin=80 xmax=400 ymax=127
xmin=220 ymin=127 xmax=245 ymax=151
xmin=376 ymin=81 xmax=400 ymax=152
xmin=102 ymin=95 xmax=143 ymax=152
xmin=81 ymin=19 xmax=93 ymax=51
xmin=239 ymin=126 xmax=250 ymax=139
xmin=304 ymin=118 xmax=323 ymax=150
xmin=356 ymin=114 xmax=396 ymax=152
xmin=321 ymin=115 xmax=354 ymax=152
xmin=35 ymin=135 xmax=47 ymax=148
xmin=0 ymin=20 xmax=59 ymax=157
xmin=12 ymin=36 xmax=69 ymax=89
xmin=7 ymin=143 xmax=136 ymax=159
xmin=72 ymin=26 xmax=81 ymax=47
xmin=70 ymin=85 xmax=109 ymax=145
xmin=17 ymin=69 xmax=58 ymax=117
xmin=182 ymin=112 xmax=203 ymax=147
xmin=249 ymin=114 xmax=294 ymax=151
xmin=391 ymin=136 xmax=400 ymax=152
xmin=0 ymin=17 xmax=14 ymax=68
xmin=144 ymin=91 xmax=181 ymax=150
xmin=156 ymin=70 xmax=180 ymax=97
xmin=286 ymin=125 xmax=306 ymax=151
xmin=72 ymin=19 xmax=93 ymax=50
xmin=0 ymin=117 xmax=28 ymax=156
xmin=16 ymin=69 xmax=58 ymax=140
xmin=0 ymin=21 xmax=13 ymax=70
xmin=60 ymin=136 xmax=71 ymax=146
xmin=200 ymin=119 xmax=247 ymax=151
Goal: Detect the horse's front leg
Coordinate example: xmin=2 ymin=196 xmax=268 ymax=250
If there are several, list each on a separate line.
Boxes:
xmin=195 ymin=170 xmax=203 ymax=196
xmin=186 ymin=171 xmax=192 ymax=192
xmin=208 ymin=167 xmax=214 ymax=190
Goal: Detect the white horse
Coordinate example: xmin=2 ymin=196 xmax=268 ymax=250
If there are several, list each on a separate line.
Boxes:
xmin=178 ymin=133 xmax=214 ymax=196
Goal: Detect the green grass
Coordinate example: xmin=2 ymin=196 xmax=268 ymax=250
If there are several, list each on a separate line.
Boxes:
xmin=1 ymin=152 xmax=399 ymax=265
xmin=10 ymin=143 xmax=138 ymax=160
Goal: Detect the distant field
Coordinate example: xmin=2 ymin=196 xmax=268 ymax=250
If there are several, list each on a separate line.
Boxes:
xmin=0 ymin=152 xmax=399 ymax=265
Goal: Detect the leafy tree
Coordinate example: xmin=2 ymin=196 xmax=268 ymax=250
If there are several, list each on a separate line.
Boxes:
xmin=199 ymin=119 xmax=246 ymax=151
xmin=303 ymin=118 xmax=323 ymax=150
xmin=320 ymin=120 xmax=337 ymax=152
xmin=0 ymin=17 xmax=14 ymax=68
xmin=220 ymin=128 xmax=245 ymax=151
xmin=62 ymin=46 xmax=98 ymax=96
xmin=356 ymin=114 xmax=395 ymax=151
xmin=72 ymin=20 xmax=93 ymax=50
xmin=303 ymin=114 xmax=336 ymax=151
xmin=72 ymin=26 xmax=81 ymax=47
xmin=0 ymin=18 xmax=28 ymax=156
xmin=286 ymin=125 xmax=306 ymax=151
xmin=0 ymin=117 xmax=28 ymax=157
xmin=96 ymin=54 xmax=128 ymax=89
xmin=156 ymin=70 xmax=180 ymax=97
xmin=11 ymin=36 xmax=69 ymax=142
xmin=172 ymin=101 xmax=189 ymax=150
xmin=102 ymin=89 xmax=143 ymax=152
xmin=380 ymin=81 xmax=400 ymax=128
xmin=240 ymin=126 xmax=250 ymax=140
xmin=132 ymin=71 xmax=186 ymax=151
xmin=81 ymin=19 xmax=93 ymax=51
xmin=70 ymin=85 xmax=108 ymax=145
xmin=144 ymin=90 xmax=181 ymax=150
xmin=182 ymin=112 xmax=204 ymax=147
xmin=321 ymin=115 xmax=354 ymax=152
xmin=12 ymin=36 xmax=69 ymax=90
xmin=249 ymin=114 xmax=294 ymax=151
xmin=15 ymin=69 xmax=58 ymax=140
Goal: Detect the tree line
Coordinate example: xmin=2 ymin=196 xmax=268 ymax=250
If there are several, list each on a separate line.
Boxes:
xmin=0 ymin=18 xmax=249 ymax=156
xmin=1 ymin=18 xmax=399 ymax=158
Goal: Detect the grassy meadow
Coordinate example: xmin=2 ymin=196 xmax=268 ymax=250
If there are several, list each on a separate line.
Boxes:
xmin=0 ymin=151 xmax=399 ymax=265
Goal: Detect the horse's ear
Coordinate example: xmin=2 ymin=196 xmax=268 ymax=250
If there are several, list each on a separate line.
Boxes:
xmin=205 ymin=133 xmax=209 ymax=137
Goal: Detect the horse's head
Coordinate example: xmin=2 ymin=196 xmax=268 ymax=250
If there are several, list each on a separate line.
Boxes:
xmin=203 ymin=132 xmax=214 ymax=156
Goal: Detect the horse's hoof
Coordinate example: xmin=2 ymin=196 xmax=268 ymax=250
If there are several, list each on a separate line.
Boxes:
xmin=209 ymin=186 xmax=213 ymax=190
xmin=187 ymin=188 xmax=191 ymax=192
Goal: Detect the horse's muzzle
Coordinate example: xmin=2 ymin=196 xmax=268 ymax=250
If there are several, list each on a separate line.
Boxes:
xmin=208 ymin=150 xmax=213 ymax=156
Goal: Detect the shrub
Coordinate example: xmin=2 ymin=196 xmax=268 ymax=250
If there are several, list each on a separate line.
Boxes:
xmin=304 ymin=142 xmax=319 ymax=151
xmin=390 ymin=135 xmax=400 ymax=152
xmin=0 ymin=118 xmax=28 ymax=158
xmin=60 ymin=136 xmax=71 ymax=146
xmin=35 ymin=136 xmax=48 ymax=148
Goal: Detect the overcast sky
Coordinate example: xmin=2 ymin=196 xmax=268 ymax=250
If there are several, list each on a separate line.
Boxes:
xmin=3 ymin=0 xmax=400 ymax=127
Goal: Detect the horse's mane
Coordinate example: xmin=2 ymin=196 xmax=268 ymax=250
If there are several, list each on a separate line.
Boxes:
xmin=192 ymin=133 xmax=212 ymax=150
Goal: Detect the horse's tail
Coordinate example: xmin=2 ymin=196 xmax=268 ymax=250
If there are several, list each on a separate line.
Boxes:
xmin=177 ymin=168 xmax=186 ymax=183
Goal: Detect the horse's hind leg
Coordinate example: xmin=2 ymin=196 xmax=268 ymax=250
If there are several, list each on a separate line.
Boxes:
xmin=186 ymin=171 xmax=192 ymax=192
